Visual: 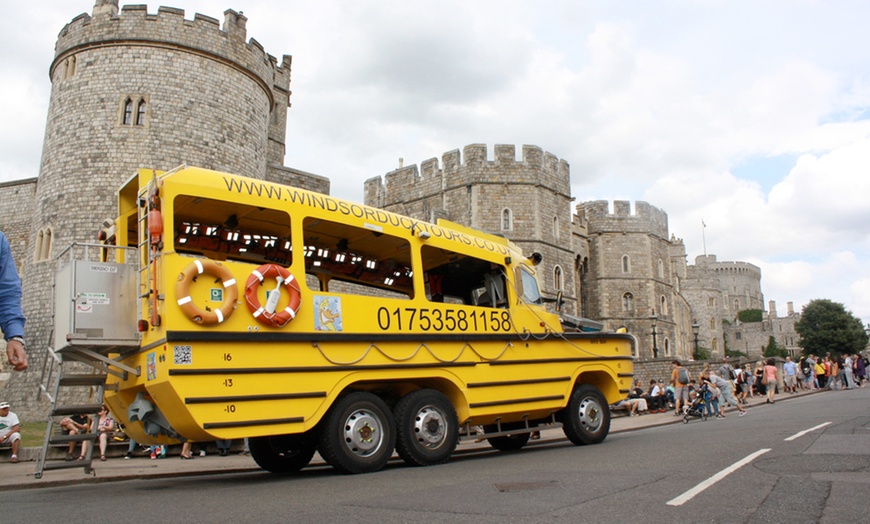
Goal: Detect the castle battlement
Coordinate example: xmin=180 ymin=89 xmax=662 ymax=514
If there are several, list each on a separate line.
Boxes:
xmin=53 ymin=1 xmax=291 ymax=103
xmin=692 ymin=255 xmax=761 ymax=276
xmin=365 ymin=144 xmax=570 ymax=208
xmin=580 ymin=200 xmax=669 ymax=237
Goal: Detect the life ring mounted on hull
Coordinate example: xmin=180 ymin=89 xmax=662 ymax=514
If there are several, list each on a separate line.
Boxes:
xmin=175 ymin=259 xmax=239 ymax=325
xmin=244 ymin=264 xmax=302 ymax=328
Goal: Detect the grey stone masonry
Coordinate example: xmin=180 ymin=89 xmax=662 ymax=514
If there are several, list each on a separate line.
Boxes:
xmin=365 ymin=144 xmax=578 ymax=315
xmin=3 ymin=1 xmax=315 ymax=419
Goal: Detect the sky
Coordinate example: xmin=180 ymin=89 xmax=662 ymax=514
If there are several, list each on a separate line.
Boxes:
xmin=1 ymin=1 xmax=869 ymax=326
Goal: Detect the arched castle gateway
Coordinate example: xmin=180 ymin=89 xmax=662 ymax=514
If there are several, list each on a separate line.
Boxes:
xmin=0 ymin=1 xmax=328 ymax=415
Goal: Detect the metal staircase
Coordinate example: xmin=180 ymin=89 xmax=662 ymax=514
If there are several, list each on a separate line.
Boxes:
xmin=34 ymin=242 xmax=141 ymax=479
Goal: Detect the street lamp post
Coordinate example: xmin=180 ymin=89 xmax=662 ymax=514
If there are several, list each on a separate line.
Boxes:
xmin=692 ymin=321 xmax=700 ymax=360
xmin=651 ymin=314 xmax=658 ymax=359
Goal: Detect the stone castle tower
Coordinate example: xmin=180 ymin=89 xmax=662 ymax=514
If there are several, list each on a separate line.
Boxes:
xmin=364 ymin=144 xmax=579 ymax=315
xmin=1 ymin=1 xmax=328 ymax=415
xmin=682 ymin=255 xmax=764 ymax=355
xmin=578 ymin=201 xmax=694 ymax=359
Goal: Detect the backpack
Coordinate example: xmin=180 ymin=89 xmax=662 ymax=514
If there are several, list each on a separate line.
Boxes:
xmin=800 ymin=361 xmax=811 ymax=375
xmin=677 ymin=367 xmax=689 ymax=385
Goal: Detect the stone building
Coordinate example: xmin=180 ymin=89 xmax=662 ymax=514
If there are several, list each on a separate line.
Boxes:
xmin=0 ymin=1 xmax=800 ymax=415
xmin=364 ymin=144 xmax=579 ymax=316
xmin=725 ymin=300 xmax=801 ymax=357
xmin=0 ymin=1 xmax=328 ymax=416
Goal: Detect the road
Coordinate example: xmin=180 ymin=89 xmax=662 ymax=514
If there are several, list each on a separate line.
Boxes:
xmin=7 ymin=388 xmax=869 ymax=522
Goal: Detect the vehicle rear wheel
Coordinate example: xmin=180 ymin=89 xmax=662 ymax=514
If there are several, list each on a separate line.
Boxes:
xmin=394 ymin=389 xmax=458 ymax=467
xmin=484 ymin=422 xmax=531 ymax=451
xmin=318 ymin=391 xmax=396 ymax=474
xmin=248 ymin=433 xmax=317 ymax=473
xmin=559 ymin=384 xmax=610 ymax=445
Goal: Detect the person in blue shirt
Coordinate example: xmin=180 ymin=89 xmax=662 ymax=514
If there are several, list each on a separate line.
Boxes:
xmin=0 ymin=231 xmax=27 ymax=372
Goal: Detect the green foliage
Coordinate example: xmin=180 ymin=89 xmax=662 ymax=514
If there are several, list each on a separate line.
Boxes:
xmin=737 ymin=309 xmax=763 ymax=323
xmin=763 ymin=336 xmax=787 ymax=358
xmin=795 ymin=299 xmax=869 ymax=357
xmin=695 ymin=347 xmax=712 ymax=360
xmin=726 ymin=348 xmax=747 ymax=358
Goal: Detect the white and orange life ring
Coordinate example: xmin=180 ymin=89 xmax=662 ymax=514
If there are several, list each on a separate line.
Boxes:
xmin=244 ymin=264 xmax=302 ymax=327
xmin=175 ymin=259 xmax=238 ymax=325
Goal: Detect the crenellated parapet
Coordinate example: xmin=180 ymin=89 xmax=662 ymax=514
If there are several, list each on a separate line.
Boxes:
xmin=691 ymin=255 xmax=762 ymax=279
xmin=581 ymin=200 xmax=669 ymax=238
xmin=53 ymin=2 xmax=291 ymax=107
xmin=365 ymin=144 xmax=571 ymax=209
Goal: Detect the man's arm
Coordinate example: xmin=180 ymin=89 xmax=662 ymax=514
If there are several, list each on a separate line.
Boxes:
xmin=0 ymin=232 xmax=27 ymax=371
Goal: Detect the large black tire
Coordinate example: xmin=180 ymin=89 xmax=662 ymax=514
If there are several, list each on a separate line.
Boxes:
xmin=318 ymin=391 xmax=396 ymax=474
xmin=248 ymin=433 xmax=317 ymax=473
xmin=394 ymin=389 xmax=459 ymax=467
xmin=559 ymin=384 xmax=610 ymax=445
xmin=483 ymin=422 xmax=531 ymax=451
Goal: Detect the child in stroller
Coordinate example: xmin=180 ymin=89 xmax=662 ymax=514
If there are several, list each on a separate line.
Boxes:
xmin=683 ymin=383 xmax=711 ymax=423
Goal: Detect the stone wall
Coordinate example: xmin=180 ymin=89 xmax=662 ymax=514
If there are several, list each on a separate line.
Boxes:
xmin=364 ymin=144 xmax=579 ymax=315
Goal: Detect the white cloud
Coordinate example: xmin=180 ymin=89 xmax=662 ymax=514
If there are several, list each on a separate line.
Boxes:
xmin=4 ymin=0 xmax=870 ymax=327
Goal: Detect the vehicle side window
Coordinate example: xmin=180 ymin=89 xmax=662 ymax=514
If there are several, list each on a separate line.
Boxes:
xmin=421 ymin=245 xmax=506 ymax=307
xmin=173 ymin=195 xmax=292 ymax=265
xmin=302 ymin=217 xmax=413 ymax=299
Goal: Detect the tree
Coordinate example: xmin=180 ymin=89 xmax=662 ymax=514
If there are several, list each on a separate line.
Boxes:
xmin=737 ymin=309 xmax=763 ymax=323
xmin=763 ymin=336 xmax=787 ymax=358
xmin=795 ymin=299 xmax=869 ymax=357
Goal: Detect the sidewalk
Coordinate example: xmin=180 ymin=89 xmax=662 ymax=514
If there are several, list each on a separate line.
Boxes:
xmin=0 ymin=388 xmax=820 ymax=491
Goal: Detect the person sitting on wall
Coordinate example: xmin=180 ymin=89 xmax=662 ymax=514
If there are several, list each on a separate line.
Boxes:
xmin=0 ymin=401 xmax=21 ymax=463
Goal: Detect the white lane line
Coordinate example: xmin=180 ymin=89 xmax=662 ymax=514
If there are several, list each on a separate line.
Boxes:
xmin=784 ymin=422 xmax=831 ymax=441
xmin=666 ymin=448 xmax=771 ymax=506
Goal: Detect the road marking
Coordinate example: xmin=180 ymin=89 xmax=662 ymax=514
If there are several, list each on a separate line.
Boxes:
xmin=666 ymin=448 xmax=771 ymax=506
xmin=784 ymin=422 xmax=831 ymax=441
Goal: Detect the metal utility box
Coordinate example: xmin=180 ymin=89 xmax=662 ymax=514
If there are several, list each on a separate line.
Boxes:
xmin=54 ymin=259 xmax=139 ymax=352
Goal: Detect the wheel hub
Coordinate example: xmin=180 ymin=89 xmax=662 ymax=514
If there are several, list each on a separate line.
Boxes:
xmin=577 ymin=397 xmax=603 ymax=432
xmin=414 ymin=405 xmax=446 ymax=448
xmin=344 ymin=409 xmax=383 ymax=456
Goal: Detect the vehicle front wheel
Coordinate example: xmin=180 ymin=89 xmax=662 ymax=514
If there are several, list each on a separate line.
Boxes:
xmin=559 ymin=384 xmax=610 ymax=445
xmin=318 ymin=391 xmax=396 ymax=474
xmin=394 ymin=389 xmax=458 ymax=467
xmin=248 ymin=433 xmax=317 ymax=473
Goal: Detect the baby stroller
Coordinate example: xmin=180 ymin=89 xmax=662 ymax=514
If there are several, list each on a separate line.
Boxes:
xmin=683 ymin=384 xmax=709 ymax=423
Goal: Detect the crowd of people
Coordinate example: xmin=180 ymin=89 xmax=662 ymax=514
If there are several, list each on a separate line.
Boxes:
xmin=618 ymin=353 xmax=869 ymax=420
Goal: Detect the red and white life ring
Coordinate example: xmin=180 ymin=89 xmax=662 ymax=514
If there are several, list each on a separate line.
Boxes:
xmin=175 ymin=259 xmax=238 ymax=325
xmin=244 ymin=264 xmax=302 ymax=327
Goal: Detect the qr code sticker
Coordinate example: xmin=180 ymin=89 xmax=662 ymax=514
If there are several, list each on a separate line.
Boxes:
xmin=174 ymin=345 xmax=192 ymax=365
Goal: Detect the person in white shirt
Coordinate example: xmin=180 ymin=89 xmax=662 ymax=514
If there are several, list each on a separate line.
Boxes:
xmin=0 ymin=401 xmax=21 ymax=463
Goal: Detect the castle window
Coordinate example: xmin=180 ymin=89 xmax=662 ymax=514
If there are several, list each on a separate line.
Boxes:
xmin=708 ymin=297 xmax=715 ymax=307
xmin=622 ymin=255 xmax=630 ymax=273
xmin=733 ymin=299 xmax=739 ymax=311
xmin=664 ymin=338 xmax=671 ymax=357
xmin=622 ymin=292 xmax=634 ymax=312
xmin=553 ymin=217 xmax=559 ymax=240
xmin=136 ymin=99 xmax=147 ymax=125
xmin=501 ymin=208 xmax=513 ymax=231
xmin=658 ymin=259 xmax=664 ymax=279
xmin=123 ymin=98 xmax=134 ymax=125
xmin=736 ymin=332 xmax=742 ymax=340
xmin=553 ymin=265 xmax=563 ymax=291
xmin=660 ymin=295 xmax=668 ymax=316
xmin=709 ymin=318 xmax=716 ymax=330
xmin=34 ymin=227 xmax=53 ymax=262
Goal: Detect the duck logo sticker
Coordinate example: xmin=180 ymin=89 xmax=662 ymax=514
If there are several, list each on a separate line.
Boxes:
xmin=314 ymin=295 xmax=342 ymax=331
xmin=146 ymin=352 xmax=157 ymax=381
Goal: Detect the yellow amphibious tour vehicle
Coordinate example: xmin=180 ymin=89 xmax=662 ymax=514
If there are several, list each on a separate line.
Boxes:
xmin=54 ymin=166 xmax=635 ymax=474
